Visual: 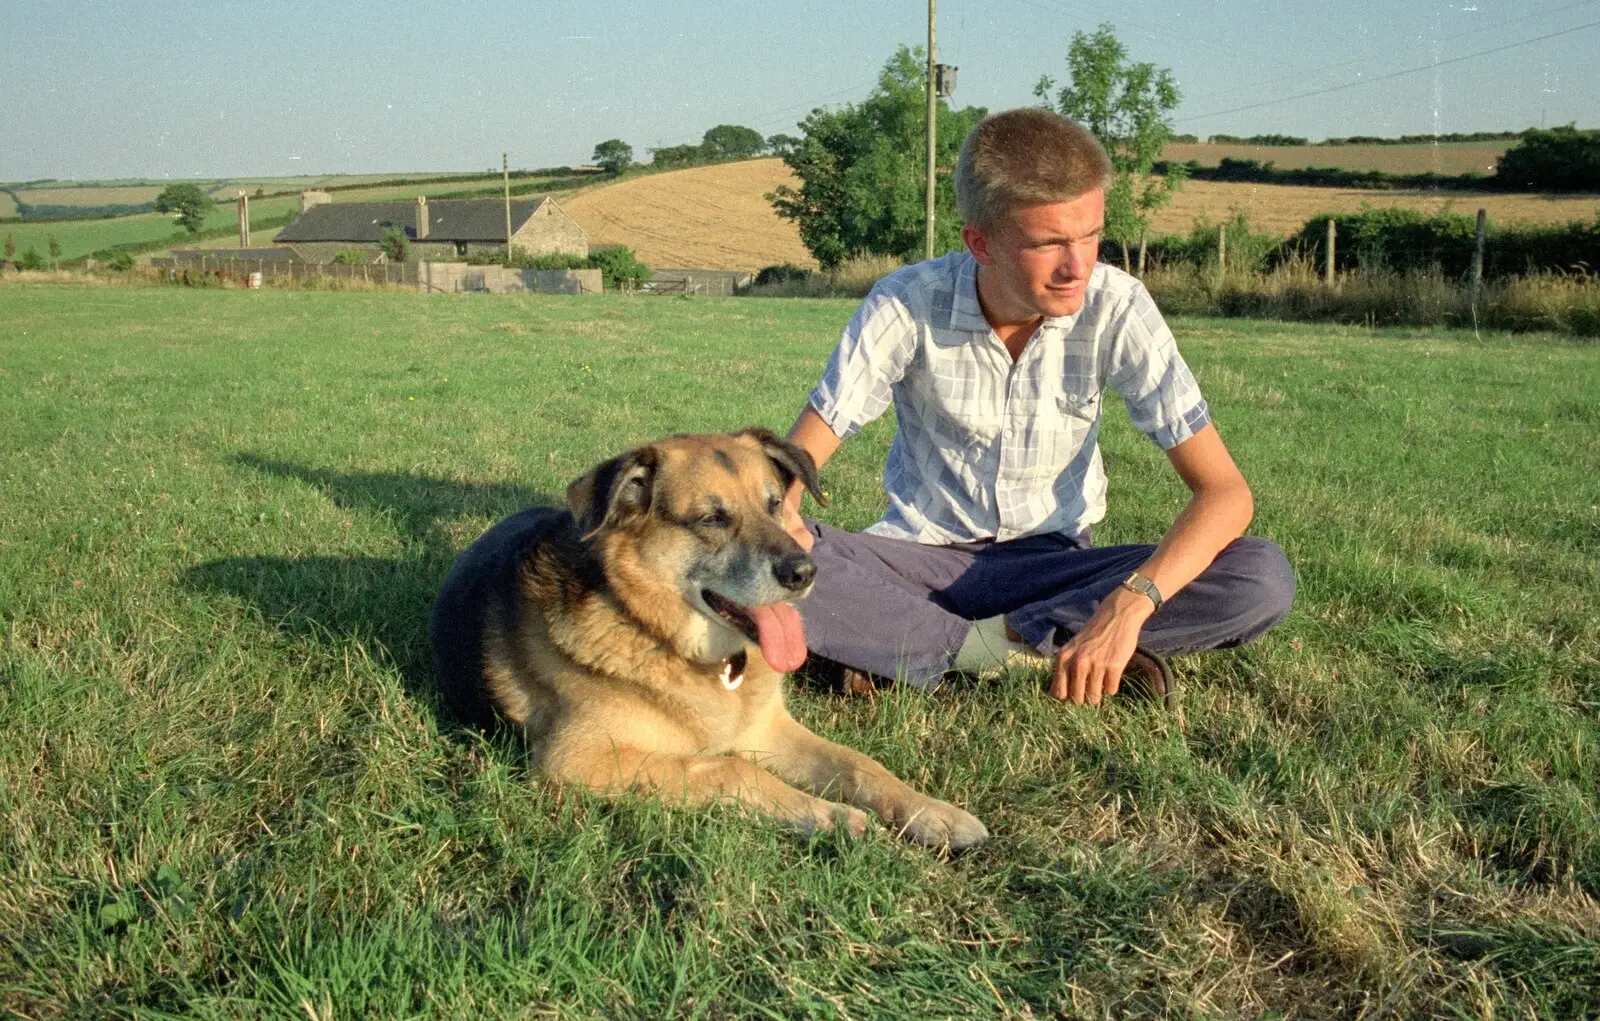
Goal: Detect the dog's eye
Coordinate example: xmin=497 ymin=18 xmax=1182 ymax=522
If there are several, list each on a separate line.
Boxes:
xmin=767 ymin=495 xmax=783 ymax=516
xmin=699 ymin=509 xmax=731 ymax=528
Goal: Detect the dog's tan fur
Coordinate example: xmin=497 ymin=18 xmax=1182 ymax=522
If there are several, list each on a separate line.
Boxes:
xmin=429 ymin=428 xmax=988 ymax=848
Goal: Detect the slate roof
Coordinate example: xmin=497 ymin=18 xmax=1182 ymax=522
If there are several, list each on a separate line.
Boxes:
xmin=274 ymin=197 xmax=553 ymax=244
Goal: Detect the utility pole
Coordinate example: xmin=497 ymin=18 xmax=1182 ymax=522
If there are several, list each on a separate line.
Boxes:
xmin=503 ymin=152 xmax=513 ymax=251
xmin=924 ymin=0 xmax=937 ymax=261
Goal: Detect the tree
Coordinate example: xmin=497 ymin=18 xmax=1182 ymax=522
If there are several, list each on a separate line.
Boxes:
xmin=587 ymin=244 xmax=651 ymax=290
xmin=377 ymin=225 xmax=409 ymax=263
xmin=650 ymin=143 xmax=702 ymax=169
xmin=152 ymin=183 xmax=214 ymax=235
xmin=47 ymin=235 xmax=60 ymax=269
xmin=1495 ymin=125 xmax=1600 ymax=191
xmin=766 ymin=133 xmax=802 ymax=158
xmin=1033 ymin=24 xmax=1185 ymax=244
xmin=592 ymin=139 xmax=633 ymax=175
xmin=4 ymin=233 xmax=14 ymax=261
xmin=700 ymin=124 xmax=766 ymax=161
xmin=770 ymin=46 xmax=986 ymax=270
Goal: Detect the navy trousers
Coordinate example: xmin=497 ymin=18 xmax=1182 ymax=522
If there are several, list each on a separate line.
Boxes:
xmin=797 ymin=520 xmax=1296 ymax=689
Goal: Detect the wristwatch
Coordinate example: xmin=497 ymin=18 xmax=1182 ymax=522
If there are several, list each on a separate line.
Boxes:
xmin=1121 ymin=571 xmax=1163 ymax=612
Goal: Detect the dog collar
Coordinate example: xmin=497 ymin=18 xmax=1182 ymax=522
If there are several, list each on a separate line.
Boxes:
xmin=719 ymin=650 xmax=748 ymax=691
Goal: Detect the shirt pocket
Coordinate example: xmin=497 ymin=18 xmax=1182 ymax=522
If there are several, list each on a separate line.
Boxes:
xmin=1056 ymin=387 xmax=1101 ymax=422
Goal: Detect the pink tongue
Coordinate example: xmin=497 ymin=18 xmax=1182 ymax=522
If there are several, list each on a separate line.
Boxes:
xmin=747 ymin=602 xmax=808 ymax=672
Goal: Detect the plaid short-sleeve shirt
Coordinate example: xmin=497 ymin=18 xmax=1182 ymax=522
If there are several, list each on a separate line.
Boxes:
xmin=808 ymin=251 xmax=1211 ymax=544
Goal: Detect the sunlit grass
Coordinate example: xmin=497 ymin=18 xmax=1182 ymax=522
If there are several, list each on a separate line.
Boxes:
xmin=1 ymin=284 xmax=1596 ymax=1017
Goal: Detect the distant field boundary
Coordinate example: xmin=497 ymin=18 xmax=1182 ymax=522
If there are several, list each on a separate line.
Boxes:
xmin=1157 ymin=159 xmax=1496 ymax=192
xmin=0 ymin=168 xmax=601 ymax=224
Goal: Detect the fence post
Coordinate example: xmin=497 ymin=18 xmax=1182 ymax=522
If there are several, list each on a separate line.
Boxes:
xmin=1217 ymin=224 xmax=1227 ymax=277
xmin=1325 ymin=219 xmax=1336 ymax=287
xmin=1470 ymin=208 xmax=1487 ymax=306
xmin=1137 ymin=230 xmax=1147 ymax=278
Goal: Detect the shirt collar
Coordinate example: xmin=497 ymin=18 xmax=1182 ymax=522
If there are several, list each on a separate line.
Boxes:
xmin=949 ymin=252 xmax=991 ymax=334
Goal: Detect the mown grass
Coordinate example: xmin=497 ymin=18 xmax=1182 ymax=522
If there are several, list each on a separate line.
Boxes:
xmin=0 ymin=284 xmax=1596 ymax=1018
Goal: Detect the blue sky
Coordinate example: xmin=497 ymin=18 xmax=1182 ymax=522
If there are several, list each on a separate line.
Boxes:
xmin=3 ymin=0 xmax=1596 ymax=180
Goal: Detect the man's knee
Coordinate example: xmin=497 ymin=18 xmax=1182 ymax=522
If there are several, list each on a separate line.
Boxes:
xmin=1220 ymin=536 xmax=1296 ymax=634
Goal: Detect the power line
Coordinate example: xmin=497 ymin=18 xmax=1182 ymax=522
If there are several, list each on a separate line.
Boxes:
xmin=1179 ymin=19 xmax=1600 ymax=125
xmin=745 ymin=78 xmax=881 ymax=134
xmin=1185 ymin=0 xmax=1598 ymax=103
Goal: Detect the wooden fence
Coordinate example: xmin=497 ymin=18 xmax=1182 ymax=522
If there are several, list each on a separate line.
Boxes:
xmin=153 ymin=254 xmax=416 ymax=286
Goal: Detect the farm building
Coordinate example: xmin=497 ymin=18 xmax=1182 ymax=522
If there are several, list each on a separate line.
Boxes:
xmin=273 ymin=193 xmax=588 ymax=263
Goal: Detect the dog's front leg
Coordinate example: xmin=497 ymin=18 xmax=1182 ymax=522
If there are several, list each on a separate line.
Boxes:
xmin=544 ymin=741 xmax=869 ymax=837
xmin=745 ymin=713 xmax=989 ymax=850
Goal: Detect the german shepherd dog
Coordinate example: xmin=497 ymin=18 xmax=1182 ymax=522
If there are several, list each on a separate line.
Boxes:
xmin=429 ymin=428 xmax=988 ymax=849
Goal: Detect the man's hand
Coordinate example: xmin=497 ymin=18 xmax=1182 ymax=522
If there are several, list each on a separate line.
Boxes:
xmin=783 ymin=491 xmax=815 ymax=552
xmin=1049 ymin=585 xmax=1155 ymax=705
xmin=783 ymin=406 xmax=841 ymax=555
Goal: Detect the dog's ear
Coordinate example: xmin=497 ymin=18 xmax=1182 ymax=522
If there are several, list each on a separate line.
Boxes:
xmin=736 ymin=426 xmax=828 ymax=509
xmin=566 ymin=445 xmax=660 ymax=539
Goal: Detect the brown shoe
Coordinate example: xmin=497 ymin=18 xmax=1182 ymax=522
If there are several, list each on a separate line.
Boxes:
xmin=840 ymin=667 xmax=879 ymax=697
xmin=1119 ymin=647 xmax=1177 ymax=710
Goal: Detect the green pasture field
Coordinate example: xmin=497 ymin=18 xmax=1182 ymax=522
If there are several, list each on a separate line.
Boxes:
xmin=4 ymin=174 xmax=486 ymax=205
xmin=0 ymin=284 xmax=1596 ymax=1017
xmin=2 ymin=196 xmax=300 ymax=262
xmin=4 ymin=171 xmax=596 ymax=262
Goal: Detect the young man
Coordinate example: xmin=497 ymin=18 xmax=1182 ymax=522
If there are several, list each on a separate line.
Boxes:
xmin=781 ymin=108 xmax=1294 ymax=706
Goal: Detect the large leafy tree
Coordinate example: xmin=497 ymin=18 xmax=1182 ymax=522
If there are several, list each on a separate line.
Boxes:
xmin=1494 ymin=125 xmax=1600 ymax=191
xmin=1033 ymin=24 xmax=1184 ymax=244
xmin=700 ymin=124 xmax=766 ymax=161
xmin=770 ymin=46 xmax=986 ymax=270
xmin=153 ymin=183 xmax=214 ymax=235
xmin=766 ymin=133 xmax=801 ymax=158
xmin=650 ymin=143 xmax=701 ymax=168
xmin=591 ymin=139 xmax=633 ymax=175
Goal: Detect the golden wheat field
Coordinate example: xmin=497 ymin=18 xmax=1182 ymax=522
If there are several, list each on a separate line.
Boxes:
xmin=563 ymin=158 xmax=819 ymax=271
xmin=557 ymin=158 xmax=1598 ymax=271
xmin=1148 ymin=178 xmax=1600 ymax=236
xmin=1162 ymin=141 xmax=1510 ymax=175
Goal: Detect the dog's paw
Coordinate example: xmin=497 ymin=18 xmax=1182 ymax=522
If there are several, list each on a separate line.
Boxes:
xmin=830 ymin=802 xmax=871 ymax=838
xmin=897 ymin=798 xmax=989 ymax=851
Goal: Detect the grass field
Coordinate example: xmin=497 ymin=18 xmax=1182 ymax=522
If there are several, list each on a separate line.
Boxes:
xmin=1163 ymin=142 xmax=1511 ymax=176
xmin=3 ymin=174 xmax=600 ymax=263
xmin=1 ymin=196 xmax=301 ymax=263
xmin=1 ymin=284 xmax=1597 ymax=1017
xmin=3 ymin=174 xmax=493 ymax=209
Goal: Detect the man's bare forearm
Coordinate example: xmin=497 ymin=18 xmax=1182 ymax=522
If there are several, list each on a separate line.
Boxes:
xmin=1131 ymin=481 xmax=1253 ymax=610
xmin=783 ymin=405 xmax=843 ymax=515
xmin=1118 ymin=424 xmax=1253 ymax=615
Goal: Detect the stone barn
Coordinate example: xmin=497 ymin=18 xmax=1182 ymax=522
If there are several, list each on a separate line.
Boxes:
xmin=274 ymin=194 xmax=588 ymax=263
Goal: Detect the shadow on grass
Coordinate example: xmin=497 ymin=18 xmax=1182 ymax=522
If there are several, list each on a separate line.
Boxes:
xmin=233 ymin=454 xmax=557 ymax=548
xmin=182 ymin=456 xmax=558 ymax=713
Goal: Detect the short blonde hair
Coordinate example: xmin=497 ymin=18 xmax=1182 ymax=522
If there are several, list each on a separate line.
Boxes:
xmin=955 ymin=108 xmax=1112 ymax=228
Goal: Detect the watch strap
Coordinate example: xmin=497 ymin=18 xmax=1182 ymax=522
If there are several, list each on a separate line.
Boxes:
xmin=1122 ymin=571 xmax=1163 ymax=612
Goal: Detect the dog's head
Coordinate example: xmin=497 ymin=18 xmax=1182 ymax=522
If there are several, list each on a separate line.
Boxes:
xmin=565 ymin=427 xmax=828 ymax=670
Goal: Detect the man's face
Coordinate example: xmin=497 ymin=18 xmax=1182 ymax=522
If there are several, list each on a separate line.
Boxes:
xmin=963 ymin=189 xmax=1104 ymax=322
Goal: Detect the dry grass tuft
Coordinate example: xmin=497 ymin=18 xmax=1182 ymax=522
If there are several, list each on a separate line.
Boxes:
xmin=1145 ymin=257 xmax=1600 ymax=337
xmin=744 ymin=253 xmax=905 ymax=299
